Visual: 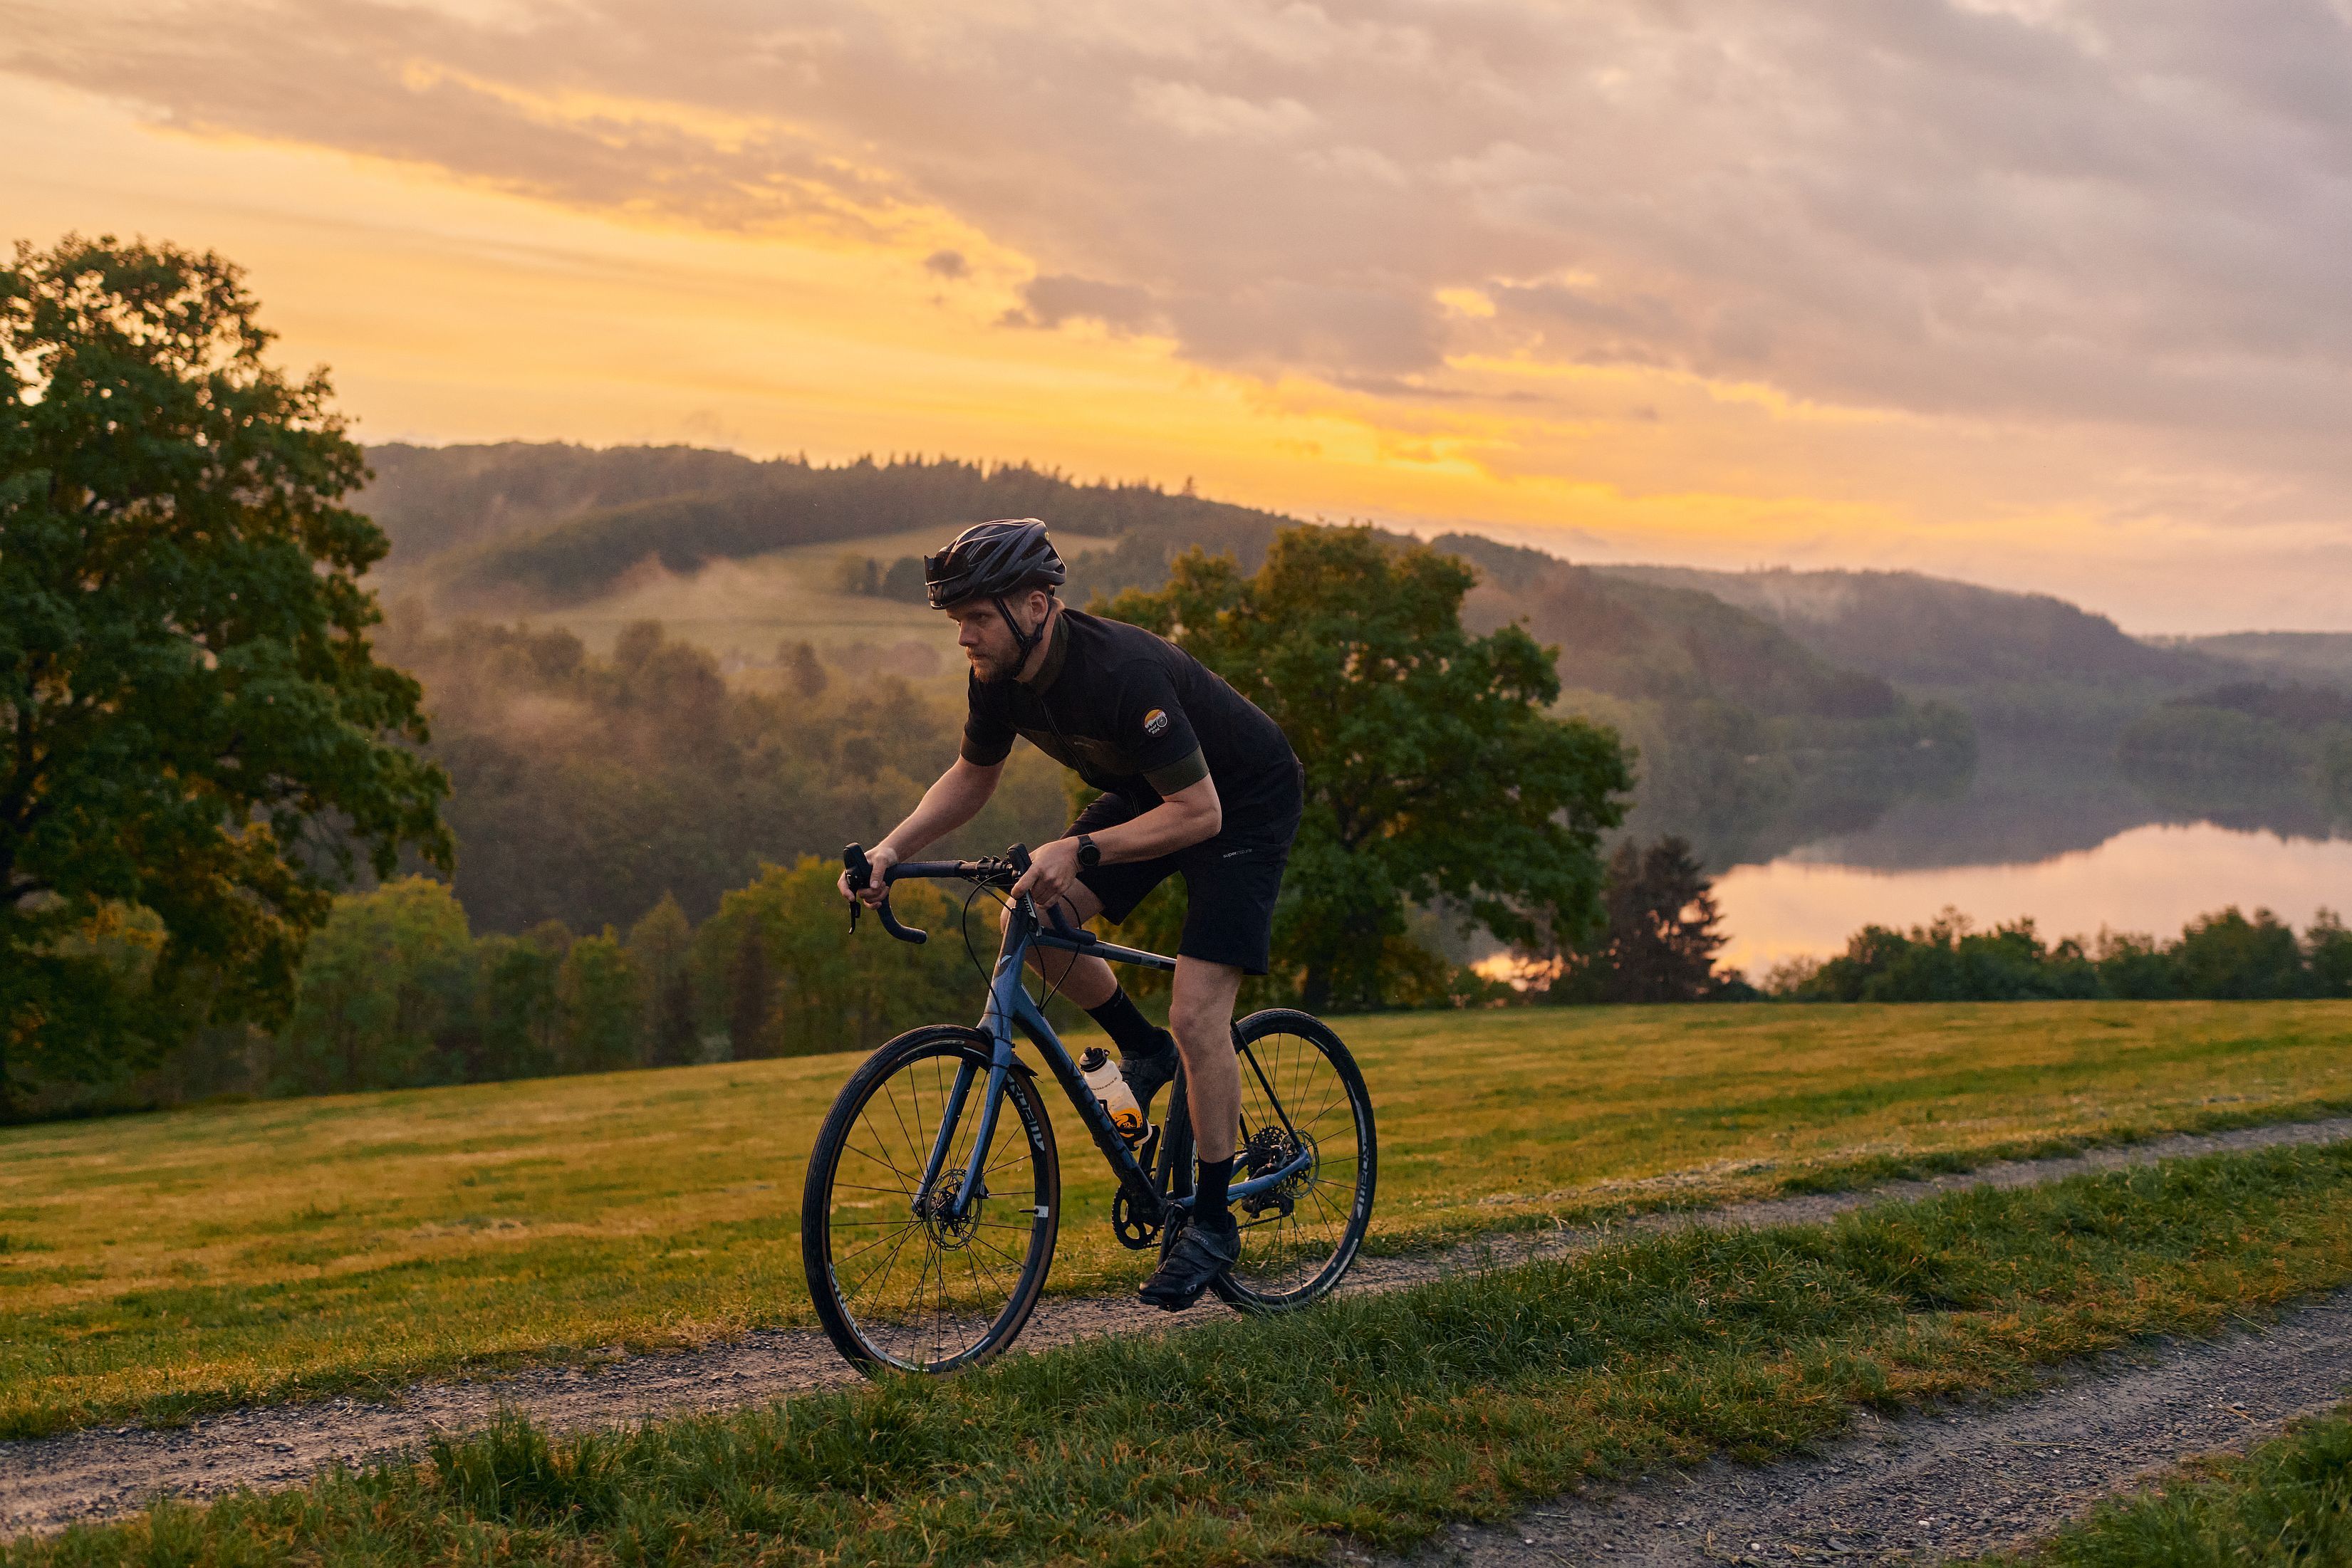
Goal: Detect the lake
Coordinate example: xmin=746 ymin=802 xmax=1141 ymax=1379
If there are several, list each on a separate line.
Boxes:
xmin=1717 ymin=821 xmax=2352 ymax=976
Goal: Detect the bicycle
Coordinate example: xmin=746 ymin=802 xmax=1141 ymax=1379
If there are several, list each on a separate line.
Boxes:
xmin=800 ymin=842 xmax=1378 ymax=1374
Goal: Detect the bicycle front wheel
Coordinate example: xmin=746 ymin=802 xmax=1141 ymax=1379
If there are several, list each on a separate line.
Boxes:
xmin=1213 ymin=1008 xmax=1376 ymax=1312
xmin=801 ymin=1026 xmax=1059 ymax=1374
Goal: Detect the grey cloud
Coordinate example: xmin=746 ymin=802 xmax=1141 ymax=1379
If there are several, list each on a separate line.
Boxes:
xmin=1001 ymin=274 xmax=1163 ymax=333
xmin=11 ymin=0 xmax=2352 ymax=497
xmin=922 ymin=249 xmax=968 ymax=278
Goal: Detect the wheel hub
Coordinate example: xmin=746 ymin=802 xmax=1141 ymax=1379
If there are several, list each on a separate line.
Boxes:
xmin=915 ymin=1179 xmax=986 ymax=1247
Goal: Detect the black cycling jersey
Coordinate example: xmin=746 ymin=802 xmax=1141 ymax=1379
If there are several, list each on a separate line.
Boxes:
xmin=960 ymin=607 xmax=1299 ymax=830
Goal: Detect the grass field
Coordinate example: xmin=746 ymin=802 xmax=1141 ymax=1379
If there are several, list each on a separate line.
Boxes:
xmin=17 ymin=1139 xmax=2352 ymax=1567
xmin=4 ymin=1000 xmax=2351 ymax=1437
xmin=536 ymin=527 xmax=1123 ymax=667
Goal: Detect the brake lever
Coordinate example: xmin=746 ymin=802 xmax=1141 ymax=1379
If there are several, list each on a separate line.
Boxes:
xmin=842 ymin=842 xmax=930 ymax=946
xmin=1006 ymin=842 xmax=1036 ymax=920
xmin=843 ymin=842 xmax=869 ymax=935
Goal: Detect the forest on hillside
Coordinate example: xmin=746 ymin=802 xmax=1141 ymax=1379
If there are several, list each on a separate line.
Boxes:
xmin=372 ymin=610 xmax=1069 ymax=934
xmin=364 ymin=445 xmax=1299 ymax=610
xmin=365 ymin=445 xmax=2017 ymax=874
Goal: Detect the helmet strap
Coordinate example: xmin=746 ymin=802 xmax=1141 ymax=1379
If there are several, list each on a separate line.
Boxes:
xmin=994 ymin=592 xmax=1045 ymax=675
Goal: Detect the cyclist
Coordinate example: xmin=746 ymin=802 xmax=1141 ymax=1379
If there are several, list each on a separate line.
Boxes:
xmin=838 ymin=518 xmax=1304 ymax=1310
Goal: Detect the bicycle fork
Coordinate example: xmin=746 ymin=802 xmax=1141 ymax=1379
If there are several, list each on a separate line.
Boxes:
xmin=915 ymin=910 xmax=1066 ymax=1225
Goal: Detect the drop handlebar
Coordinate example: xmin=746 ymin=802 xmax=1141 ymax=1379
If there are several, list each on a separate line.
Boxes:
xmin=843 ymin=842 xmax=1092 ymax=946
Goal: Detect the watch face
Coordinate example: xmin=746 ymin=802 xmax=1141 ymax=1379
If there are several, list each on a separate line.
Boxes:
xmin=1078 ymin=836 xmax=1100 ymax=869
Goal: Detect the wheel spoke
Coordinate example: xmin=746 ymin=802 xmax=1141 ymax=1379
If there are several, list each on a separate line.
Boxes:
xmin=1218 ymin=1020 xmax=1372 ymax=1310
xmin=812 ymin=1040 xmax=1053 ymax=1371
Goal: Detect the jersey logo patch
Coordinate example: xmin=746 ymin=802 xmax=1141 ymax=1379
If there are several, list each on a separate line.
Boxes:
xmin=1143 ymin=708 xmax=1170 ymax=737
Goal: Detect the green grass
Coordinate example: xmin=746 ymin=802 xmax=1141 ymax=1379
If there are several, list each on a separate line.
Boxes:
xmin=4 ymin=1000 xmax=2351 ymax=1437
xmin=1993 ymin=1405 xmax=2352 ymax=1567
xmin=17 ymin=1140 xmax=2352 ymax=1566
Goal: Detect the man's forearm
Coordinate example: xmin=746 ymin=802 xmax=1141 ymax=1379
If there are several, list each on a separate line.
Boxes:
xmin=1086 ymin=790 xmax=1221 ymax=863
xmin=878 ymin=759 xmax=1000 ymax=859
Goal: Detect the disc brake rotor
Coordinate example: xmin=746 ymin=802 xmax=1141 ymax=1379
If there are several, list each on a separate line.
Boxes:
xmin=1239 ymin=1123 xmax=1314 ymax=1218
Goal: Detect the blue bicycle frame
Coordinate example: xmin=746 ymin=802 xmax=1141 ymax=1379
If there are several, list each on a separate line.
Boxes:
xmin=859 ymin=856 xmax=1313 ymax=1232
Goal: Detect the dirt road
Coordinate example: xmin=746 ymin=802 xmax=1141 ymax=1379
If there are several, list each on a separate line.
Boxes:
xmin=1399 ymin=1294 xmax=2352 ymax=1566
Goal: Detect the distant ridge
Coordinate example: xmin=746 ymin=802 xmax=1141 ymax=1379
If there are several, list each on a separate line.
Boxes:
xmin=1595 ymin=564 xmax=2215 ymax=691
xmin=359 ymin=442 xmax=1301 ymax=607
xmin=2165 ymin=632 xmax=2352 ymax=689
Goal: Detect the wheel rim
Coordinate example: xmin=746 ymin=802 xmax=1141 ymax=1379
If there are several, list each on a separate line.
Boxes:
xmin=822 ymin=1050 xmax=1050 ymax=1369
xmin=1225 ymin=1023 xmax=1368 ymax=1302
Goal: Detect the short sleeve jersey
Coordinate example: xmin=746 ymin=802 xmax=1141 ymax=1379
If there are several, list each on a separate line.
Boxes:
xmin=961 ymin=609 xmax=1299 ymax=823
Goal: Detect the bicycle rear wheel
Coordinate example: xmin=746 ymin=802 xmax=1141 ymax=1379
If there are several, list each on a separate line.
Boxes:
xmin=801 ymin=1026 xmax=1058 ymax=1373
xmin=1212 ymin=1008 xmax=1376 ymax=1312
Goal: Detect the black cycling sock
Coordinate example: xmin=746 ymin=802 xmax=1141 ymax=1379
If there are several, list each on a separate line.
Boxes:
xmin=1086 ymin=986 xmax=1170 ymax=1060
xmin=1194 ymin=1156 xmax=1236 ymax=1228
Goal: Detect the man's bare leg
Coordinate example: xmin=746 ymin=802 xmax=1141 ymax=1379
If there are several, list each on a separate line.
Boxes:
xmin=1138 ymin=953 xmax=1248 ymax=1308
xmin=1167 ymin=956 xmax=1244 ymax=1164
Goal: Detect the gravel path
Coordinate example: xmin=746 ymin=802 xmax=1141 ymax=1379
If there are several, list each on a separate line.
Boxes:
xmin=1393 ymin=1293 xmax=2352 ymax=1567
xmin=5 ymin=1114 xmax=2348 ymax=1538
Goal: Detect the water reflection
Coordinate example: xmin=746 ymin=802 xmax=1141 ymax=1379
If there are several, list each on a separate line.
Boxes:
xmin=1717 ymin=822 xmax=2352 ymax=974
xmin=1778 ymin=739 xmax=2184 ymax=870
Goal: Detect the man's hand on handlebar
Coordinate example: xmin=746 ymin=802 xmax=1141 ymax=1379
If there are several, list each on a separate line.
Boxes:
xmin=1011 ymin=835 xmax=1083 ymax=909
xmin=840 ymin=843 xmax=900 ymax=906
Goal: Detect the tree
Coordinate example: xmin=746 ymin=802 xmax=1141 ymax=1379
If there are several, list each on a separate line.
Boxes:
xmin=2173 ymin=906 xmax=2309 ymax=1000
xmin=693 ymin=857 xmax=972 ymax=1057
xmin=782 ymin=640 xmax=828 ymax=699
xmin=477 ymin=921 xmax=568 ymax=1080
xmin=1 ymin=236 xmax=449 ymax=1108
xmin=276 ymin=877 xmax=473 ymax=1094
xmin=1558 ymin=837 xmax=1731 ymax=1003
xmin=557 ymin=927 xmax=642 ymax=1073
xmin=2308 ymin=909 xmax=2352 ymax=999
xmin=723 ymin=916 xmax=775 ymax=1059
xmin=1101 ymin=527 xmax=1629 ymax=1010
xmin=625 ymin=892 xmax=699 ymax=1065
xmin=880 ymin=555 xmax=927 ymax=603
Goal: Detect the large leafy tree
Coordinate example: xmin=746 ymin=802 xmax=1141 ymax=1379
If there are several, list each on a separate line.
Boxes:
xmin=1101 ymin=526 xmax=1630 ymax=1010
xmin=1 ymin=236 xmax=450 ymax=1107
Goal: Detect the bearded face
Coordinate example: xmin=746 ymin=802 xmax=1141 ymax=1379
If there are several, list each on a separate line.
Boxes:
xmin=947 ymin=590 xmax=1053 ymax=682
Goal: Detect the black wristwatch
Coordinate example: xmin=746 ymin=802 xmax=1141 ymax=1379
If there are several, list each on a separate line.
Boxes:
xmin=1075 ymin=833 xmax=1101 ymax=871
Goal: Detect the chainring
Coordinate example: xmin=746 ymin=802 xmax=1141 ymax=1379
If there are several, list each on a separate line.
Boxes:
xmin=1111 ymin=1187 xmax=1162 ymax=1250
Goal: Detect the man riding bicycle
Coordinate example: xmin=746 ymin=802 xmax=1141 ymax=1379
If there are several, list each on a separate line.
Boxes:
xmin=838 ymin=518 xmax=1304 ymax=1310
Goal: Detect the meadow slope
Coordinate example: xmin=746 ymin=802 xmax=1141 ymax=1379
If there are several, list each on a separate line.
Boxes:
xmin=4 ymin=1000 xmax=2350 ymax=1436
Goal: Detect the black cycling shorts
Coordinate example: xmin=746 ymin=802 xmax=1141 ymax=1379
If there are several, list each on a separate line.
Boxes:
xmin=1066 ymin=765 xmax=1303 ymax=976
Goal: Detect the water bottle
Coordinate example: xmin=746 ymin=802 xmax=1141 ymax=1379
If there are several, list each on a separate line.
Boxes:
xmin=1078 ymin=1047 xmax=1146 ymax=1142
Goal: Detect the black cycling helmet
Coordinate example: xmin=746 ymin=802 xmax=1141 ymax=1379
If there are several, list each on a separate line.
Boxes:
xmin=922 ymin=518 xmax=1065 ymax=610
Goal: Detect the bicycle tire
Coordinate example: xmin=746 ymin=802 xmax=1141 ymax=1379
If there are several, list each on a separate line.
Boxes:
xmin=801 ymin=1025 xmax=1059 ymax=1374
xmin=1210 ymin=1008 xmax=1376 ymax=1312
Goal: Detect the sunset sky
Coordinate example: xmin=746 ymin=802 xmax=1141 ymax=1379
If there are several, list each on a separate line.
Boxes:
xmin=6 ymin=0 xmax=2349 ymax=633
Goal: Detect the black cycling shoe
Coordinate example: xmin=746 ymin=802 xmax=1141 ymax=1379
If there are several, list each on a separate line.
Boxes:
xmin=1138 ymin=1213 xmax=1239 ymax=1312
xmin=1118 ymin=1030 xmax=1180 ymax=1120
